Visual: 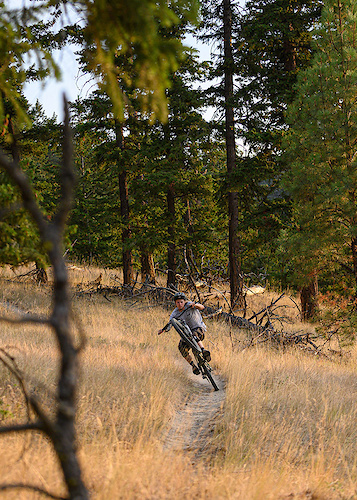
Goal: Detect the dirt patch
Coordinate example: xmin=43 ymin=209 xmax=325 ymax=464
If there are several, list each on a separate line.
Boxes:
xmin=163 ymin=362 xmax=225 ymax=461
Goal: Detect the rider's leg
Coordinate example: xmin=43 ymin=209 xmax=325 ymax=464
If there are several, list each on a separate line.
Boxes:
xmin=178 ymin=340 xmax=199 ymax=374
xmin=193 ymin=328 xmax=211 ymax=362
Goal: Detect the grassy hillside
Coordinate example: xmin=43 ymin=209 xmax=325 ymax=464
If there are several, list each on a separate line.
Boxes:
xmin=0 ymin=265 xmax=356 ymax=499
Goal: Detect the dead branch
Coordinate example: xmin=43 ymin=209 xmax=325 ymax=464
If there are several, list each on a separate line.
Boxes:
xmin=0 ymin=422 xmax=44 ymax=434
xmin=0 ymin=484 xmax=66 ymax=500
xmin=248 ymin=293 xmax=285 ymax=323
xmin=202 ymin=304 xmax=260 ymax=330
xmin=6 ymin=267 xmax=46 ymax=284
xmin=71 ymin=278 xmax=325 ymax=356
xmin=317 ymin=324 xmax=345 ymax=352
xmin=204 ymin=307 xmax=223 ymax=319
xmin=202 ymin=285 xmax=234 ymax=315
xmin=0 ymin=97 xmax=89 ymax=499
xmin=0 ymin=314 xmax=50 ymax=325
xmin=240 ymin=326 xmax=322 ymax=352
xmin=0 ymin=347 xmax=33 ymax=418
xmin=0 ymin=347 xmax=53 ymax=435
xmin=71 ymin=310 xmax=88 ymax=354
xmin=288 ymin=295 xmax=302 ymax=315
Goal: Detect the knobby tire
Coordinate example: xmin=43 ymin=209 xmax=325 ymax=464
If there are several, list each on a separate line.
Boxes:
xmin=202 ymin=362 xmax=219 ymax=391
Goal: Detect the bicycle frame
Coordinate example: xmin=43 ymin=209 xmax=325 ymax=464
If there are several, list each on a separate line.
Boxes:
xmin=170 ymin=318 xmax=219 ymax=391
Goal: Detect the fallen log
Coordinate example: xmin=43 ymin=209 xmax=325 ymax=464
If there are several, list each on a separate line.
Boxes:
xmin=203 ymin=305 xmax=260 ymax=331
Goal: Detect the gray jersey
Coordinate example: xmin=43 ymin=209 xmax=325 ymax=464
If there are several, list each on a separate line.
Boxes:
xmin=169 ymin=301 xmax=206 ymax=332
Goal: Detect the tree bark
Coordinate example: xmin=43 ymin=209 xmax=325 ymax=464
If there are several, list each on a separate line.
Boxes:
xmin=282 ymin=22 xmax=297 ymax=72
xmin=35 ymin=262 xmax=48 ymax=284
xmin=167 ymin=182 xmax=177 ymax=288
xmin=115 ymin=123 xmax=133 ymax=286
xmin=140 ymin=249 xmax=156 ymax=284
xmin=49 ymin=233 xmax=89 ymax=500
xmin=223 ymin=0 xmax=244 ymax=311
xmin=351 ymin=236 xmax=357 ymax=300
xmin=300 ymin=272 xmax=318 ymax=321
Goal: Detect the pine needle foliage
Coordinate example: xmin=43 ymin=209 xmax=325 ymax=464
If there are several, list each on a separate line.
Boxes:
xmin=284 ymin=0 xmax=357 ymax=293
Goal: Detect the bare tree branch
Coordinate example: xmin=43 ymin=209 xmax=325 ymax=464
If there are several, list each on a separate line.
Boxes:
xmin=0 ymin=348 xmax=54 ymax=432
xmin=0 ymin=422 xmax=44 ymax=434
xmin=0 ymin=315 xmax=50 ymax=325
xmin=71 ymin=310 xmax=87 ymax=354
xmin=203 ymin=285 xmax=234 ymax=315
xmin=0 ymin=96 xmax=89 ymax=498
xmin=247 ymin=293 xmax=285 ymax=323
xmin=0 ymin=348 xmax=33 ymax=417
xmin=0 ymin=484 xmax=66 ymax=500
xmin=183 ymin=245 xmax=201 ymax=303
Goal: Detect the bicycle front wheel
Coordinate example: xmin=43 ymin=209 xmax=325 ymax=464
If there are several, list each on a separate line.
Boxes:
xmin=202 ymin=363 xmax=219 ymax=391
xmin=170 ymin=318 xmax=201 ymax=354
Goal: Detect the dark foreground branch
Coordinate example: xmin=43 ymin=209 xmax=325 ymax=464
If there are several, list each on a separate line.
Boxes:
xmin=0 ymin=422 xmax=44 ymax=434
xmin=0 ymin=484 xmax=66 ymax=500
xmin=0 ymin=314 xmax=50 ymax=326
xmin=0 ymin=97 xmax=89 ymax=499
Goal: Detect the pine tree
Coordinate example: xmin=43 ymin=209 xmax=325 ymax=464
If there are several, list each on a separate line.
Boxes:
xmin=0 ymin=2 xmax=61 ymax=122
xmin=199 ymin=0 xmax=246 ymax=310
xmin=284 ymin=0 xmax=357 ymax=297
xmin=231 ymin=0 xmax=321 ymax=286
xmin=0 ymin=99 xmax=65 ymax=267
xmin=129 ymin=49 xmax=222 ymax=287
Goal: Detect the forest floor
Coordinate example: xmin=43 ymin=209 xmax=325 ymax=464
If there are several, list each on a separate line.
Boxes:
xmin=0 ymin=265 xmax=357 ymax=499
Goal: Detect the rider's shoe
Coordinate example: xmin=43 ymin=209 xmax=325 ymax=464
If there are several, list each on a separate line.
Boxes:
xmin=202 ymin=349 xmax=211 ymax=362
xmin=190 ymin=362 xmax=200 ymax=375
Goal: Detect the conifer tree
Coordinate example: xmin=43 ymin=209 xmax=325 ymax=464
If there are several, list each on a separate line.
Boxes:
xmin=132 ymin=48 xmax=221 ymax=288
xmin=231 ymin=0 xmax=321 ymax=286
xmin=0 ymin=99 xmax=64 ymax=267
xmin=200 ymin=0 xmax=246 ymax=310
xmin=285 ymin=0 xmax=357 ymax=297
xmin=71 ymin=22 xmax=221 ymax=280
xmin=199 ymin=0 xmax=320 ymax=307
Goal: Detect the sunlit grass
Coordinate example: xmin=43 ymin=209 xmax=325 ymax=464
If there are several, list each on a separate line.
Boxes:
xmin=0 ymin=264 xmax=357 ymax=498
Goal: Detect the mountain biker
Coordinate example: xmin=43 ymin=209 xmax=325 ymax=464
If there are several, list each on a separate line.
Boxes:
xmin=158 ymin=292 xmax=211 ymax=375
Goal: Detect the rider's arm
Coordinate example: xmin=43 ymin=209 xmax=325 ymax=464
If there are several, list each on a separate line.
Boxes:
xmin=158 ymin=322 xmax=172 ymax=335
xmin=191 ymin=302 xmax=205 ymax=311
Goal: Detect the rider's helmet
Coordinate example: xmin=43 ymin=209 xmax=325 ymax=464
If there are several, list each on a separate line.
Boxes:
xmin=173 ymin=292 xmax=186 ymax=302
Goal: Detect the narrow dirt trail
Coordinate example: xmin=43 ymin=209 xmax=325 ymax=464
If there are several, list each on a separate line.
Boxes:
xmin=163 ymin=363 xmax=225 ymax=459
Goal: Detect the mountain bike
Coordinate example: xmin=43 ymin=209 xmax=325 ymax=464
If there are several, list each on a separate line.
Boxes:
xmin=170 ymin=317 xmax=219 ymax=391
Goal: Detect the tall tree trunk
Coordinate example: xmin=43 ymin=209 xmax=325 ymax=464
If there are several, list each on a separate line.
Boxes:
xmin=282 ymin=22 xmax=297 ymax=72
xmin=300 ymin=272 xmax=318 ymax=321
xmin=140 ymin=249 xmax=156 ymax=284
xmin=351 ymin=236 xmax=357 ymax=300
xmin=223 ymin=0 xmax=244 ymax=311
xmin=119 ymin=169 xmax=133 ymax=285
xmin=115 ymin=122 xmax=133 ymax=286
xmin=167 ymin=182 xmax=177 ymax=288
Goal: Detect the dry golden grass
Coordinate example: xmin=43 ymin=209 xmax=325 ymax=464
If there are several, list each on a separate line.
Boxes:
xmin=0 ymin=265 xmax=357 ymax=499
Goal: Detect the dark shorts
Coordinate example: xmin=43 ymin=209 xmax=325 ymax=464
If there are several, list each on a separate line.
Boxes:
xmin=178 ymin=327 xmax=205 ymax=358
